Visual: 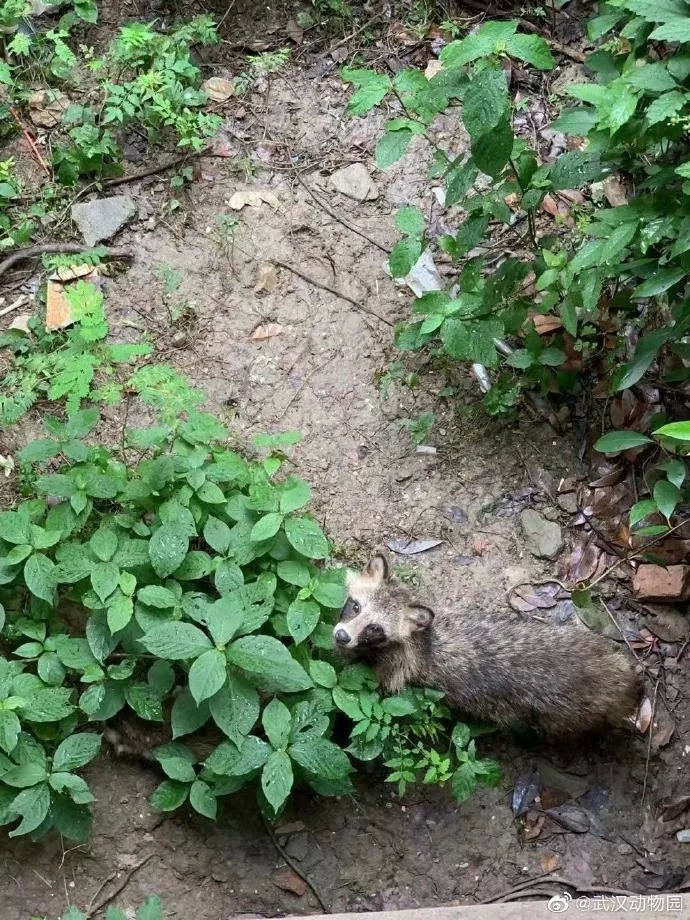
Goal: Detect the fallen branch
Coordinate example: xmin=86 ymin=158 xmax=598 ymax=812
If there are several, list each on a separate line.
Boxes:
xmin=520 ymin=20 xmax=588 ymax=64
xmin=85 ymin=853 xmax=155 ymax=918
xmin=0 ymin=244 xmax=132 ymax=281
xmin=9 ymin=106 xmax=50 ymax=176
xmin=274 ymin=260 xmax=393 ymax=326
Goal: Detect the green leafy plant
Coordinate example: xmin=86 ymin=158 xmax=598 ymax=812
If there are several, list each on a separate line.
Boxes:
xmin=32 ymin=895 xmax=162 ymax=920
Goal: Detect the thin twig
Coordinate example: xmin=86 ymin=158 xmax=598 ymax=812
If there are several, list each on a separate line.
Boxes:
xmin=262 ymin=815 xmax=330 ymax=913
xmin=274 ymin=260 xmax=393 ymax=326
xmin=295 ymin=174 xmax=390 ymax=254
xmin=101 ymin=151 xmax=201 ymax=189
xmin=0 ymin=295 xmax=28 ymax=318
xmin=0 ymin=245 xmax=132 ymax=281
xmin=9 ymin=106 xmax=50 ymax=175
xmin=586 ymin=517 xmax=690 ymax=590
xmin=483 ymin=874 xmax=651 ymax=904
xmin=86 ymin=854 xmax=155 ymax=918
xmin=520 ymin=20 xmax=588 ymax=63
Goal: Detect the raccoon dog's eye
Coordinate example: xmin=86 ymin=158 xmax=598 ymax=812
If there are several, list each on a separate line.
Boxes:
xmin=352 ymin=601 xmax=361 ymax=614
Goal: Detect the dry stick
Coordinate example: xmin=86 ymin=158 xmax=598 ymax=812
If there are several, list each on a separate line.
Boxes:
xmin=9 ymin=106 xmax=50 ymax=176
xmin=274 ymin=260 xmax=393 ymax=326
xmin=86 ymin=853 xmax=155 ymax=918
xmin=519 ymin=19 xmax=588 ymax=64
xmin=295 ymin=174 xmax=391 ymax=254
xmin=0 ymin=295 xmax=28 ymax=318
xmin=641 ymin=679 xmax=659 ymax=809
xmin=483 ymin=875 xmax=649 ymax=904
xmin=0 ymin=244 xmax=133 ymax=281
xmin=261 ymin=816 xmax=329 ymax=913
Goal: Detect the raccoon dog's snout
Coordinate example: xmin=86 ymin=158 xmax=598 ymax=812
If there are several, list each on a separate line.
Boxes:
xmin=334 ymin=628 xmax=351 ymax=646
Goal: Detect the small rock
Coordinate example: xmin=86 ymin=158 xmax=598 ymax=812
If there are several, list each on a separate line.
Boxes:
xmin=273 ymin=866 xmax=307 ymax=897
xmin=29 ymin=89 xmax=70 ymax=128
xmin=170 ymin=330 xmax=188 ymax=348
xmin=633 ymin=565 xmax=690 ymax=602
xmin=617 ymin=842 xmax=633 ymax=855
xmin=557 ymin=492 xmax=579 ymax=514
xmin=520 ymin=509 xmax=564 ymax=560
xmin=284 ymin=832 xmax=309 ymax=861
xmin=71 ymin=196 xmax=137 ymax=246
xmin=676 ymin=829 xmax=690 ymax=843
xmin=442 ymin=505 xmax=468 ymax=525
xmin=329 ymin=163 xmax=379 ymax=201
xmin=455 ymin=554 xmax=474 ymax=566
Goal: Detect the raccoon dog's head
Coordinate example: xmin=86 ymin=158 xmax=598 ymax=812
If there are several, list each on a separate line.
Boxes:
xmin=332 ymin=554 xmax=434 ymax=653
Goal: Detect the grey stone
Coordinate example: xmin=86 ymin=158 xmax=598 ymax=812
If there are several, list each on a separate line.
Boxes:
xmin=71 ymin=195 xmax=137 ymax=246
xmin=557 ymin=492 xmax=579 ymax=514
xmin=677 ymin=829 xmax=690 ymax=843
xmin=329 ymin=163 xmax=379 ymax=201
xmin=284 ymin=831 xmax=309 ymax=861
xmin=520 ymin=508 xmax=564 ymax=560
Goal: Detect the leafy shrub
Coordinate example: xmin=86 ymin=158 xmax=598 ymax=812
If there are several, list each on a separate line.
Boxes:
xmin=33 ymin=895 xmax=162 ymax=920
xmin=342 ymin=11 xmax=690 ymax=526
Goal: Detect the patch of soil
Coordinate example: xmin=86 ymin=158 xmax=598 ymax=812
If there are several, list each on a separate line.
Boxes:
xmin=2 ymin=7 xmax=690 ymax=918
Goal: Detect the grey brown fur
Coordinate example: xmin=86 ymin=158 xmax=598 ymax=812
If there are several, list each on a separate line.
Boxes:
xmin=333 ymin=554 xmax=643 ymax=738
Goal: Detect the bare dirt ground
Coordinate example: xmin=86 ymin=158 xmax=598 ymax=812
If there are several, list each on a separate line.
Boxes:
xmin=2 ymin=2 xmax=690 ymax=917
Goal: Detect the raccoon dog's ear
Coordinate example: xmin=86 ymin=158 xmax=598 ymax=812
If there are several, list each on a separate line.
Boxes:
xmin=363 ymin=554 xmax=389 ymax=585
xmin=406 ymin=604 xmax=434 ymax=631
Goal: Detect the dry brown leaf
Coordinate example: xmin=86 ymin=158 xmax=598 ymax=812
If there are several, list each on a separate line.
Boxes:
xmin=250 ymin=322 xmax=283 ymax=341
xmin=46 ymin=281 xmax=73 ymax=331
xmin=652 ymin=706 xmax=675 ymax=750
xmin=532 ymin=314 xmax=563 ymax=335
xmin=228 ymin=189 xmax=280 ymax=211
xmin=643 ymin=606 xmax=690 ymax=643
xmin=273 ymin=867 xmax=307 ymax=897
xmin=540 ymin=852 xmax=562 ymax=873
xmin=203 ymin=77 xmax=235 ymax=102
xmin=558 ymin=535 xmax=601 ymax=584
xmin=602 ymin=174 xmax=630 ymax=207
xmin=636 ymin=696 xmax=653 ymax=734
xmin=286 ymin=18 xmax=304 ymax=43
xmin=50 ymin=263 xmax=94 ymax=282
xmin=424 ymin=59 xmax=443 ymax=79
xmin=523 ymin=812 xmax=545 ymax=840
xmin=28 ymin=89 xmax=69 ymax=128
xmin=254 ymin=263 xmax=278 ymax=294
xmin=588 ymin=467 xmax=625 ymax=489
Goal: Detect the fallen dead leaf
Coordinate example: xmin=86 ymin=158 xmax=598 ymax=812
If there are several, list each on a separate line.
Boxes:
xmin=636 ymin=696 xmax=653 ymax=734
xmin=286 ymin=18 xmax=304 ymax=43
xmin=203 ymin=77 xmax=235 ymax=102
xmin=424 ymin=59 xmax=443 ymax=79
xmin=602 ymin=174 xmax=630 ymax=207
xmin=512 ymin=770 xmax=540 ymax=816
xmin=652 ymin=706 xmax=675 ymax=750
xmin=273 ymin=867 xmax=306 ymax=897
xmin=509 ymin=583 xmax=560 ymax=613
xmin=546 ymin=804 xmax=590 ymax=834
xmin=643 ymin=606 xmax=690 ymax=643
xmin=532 ymin=314 xmax=563 ymax=335
xmin=540 ymin=852 xmax=562 ymax=873
xmin=50 ymin=262 xmax=94 ymax=283
xmin=254 ymin=263 xmax=278 ymax=294
xmin=385 ymin=538 xmax=443 ymax=555
xmin=472 ymin=536 xmax=490 ymax=556
xmin=46 ymin=268 xmax=100 ymax=331
xmin=250 ymin=322 xmax=283 ymax=341
xmin=228 ymin=189 xmax=280 ymax=211
xmin=28 ymin=89 xmax=70 ymax=128
xmin=9 ymin=313 xmax=31 ymax=333
xmin=658 ymin=795 xmax=690 ymax=824
xmin=523 ymin=812 xmax=545 ymax=840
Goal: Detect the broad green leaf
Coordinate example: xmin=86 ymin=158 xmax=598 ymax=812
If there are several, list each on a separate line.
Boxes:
xmin=140 ymin=622 xmax=212 ymax=660
xmin=332 ymin=686 xmax=364 ymax=720
xmin=190 ymin=779 xmax=217 ymax=819
xmin=153 ymin=742 xmax=197 ymax=782
xmin=189 ymin=649 xmax=227 ymax=704
xmin=276 ymin=559 xmax=311 ymax=587
xmin=471 ymin=115 xmax=513 ymax=178
xmin=440 ymin=20 xmax=518 ymax=67
xmin=91 ymin=562 xmax=120 ymax=603
xmin=136 ymin=897 xmax=163 ymax=920
xmin=451 ymin=761 xmax=476 ymax=802
xmin=89 ymin=528 xmax=118 ymax=562
xmin=262 ymin=697 xmax=292 ymax=749
xmin=203 ymin=516 xmax=232 ymax=554
xmin=3 ymin=760 xmax=48 ymax=788
xmin=0 ymin=711 xmax=20 ymax=754
xmin=227 ymin=635 xmax=313 ymax=692
xmin=538 ymin=347 xmax=566 ymax=367
xmin=653 ymin=479 xmax=681 ymax=520
xmin=342 ymin=68 xmax=391 ymax=115
xmin=646 ymin=90 xmax=687 ymax=124
xmin=18 ymin=439 xmax=59 ymax=463
xmin=463 ymin=67 xmax=508 ymax=141
xmin=215 ymin=559 xmax=244 ymax=595
xmin=288 ymin=737 xmax=352 ymax=779
xmin=395 ymin=205 xmax=426 ymax=237
xmin=24 ymin=554 xmax=55 ymax=603
xmin=8 ymin=782 xmax=50 ymax=837
xmin=505 ymin=32 xmax=555 ymax=70
xmin=659 ymin=458 xmax=686 ymax=488
xmin=279 ymin=477 xmax=312 ymax=514
xmin=150 ymin=779 xmax=189 ymax=812
xmin=655 ymin=421 xmax=690 ymax=440
xmin=388 ymin=237 xmax=423 ymax=278
xmin=650 ymin=18 xmax=690 ymax=41
xmin=205 ymin=597 xmax=243 ymax=646
xmin=37 ymin=652 xmax=66 ymax=686
xmin=209 ymin=674 xmax=260 ymax=746
xmin=376 ymin=128 xmax=415 ymax=168
xmin=452 ymin=722 xmax=472 ymax=751
xmin=381 ymin=696 xmax=417 ymax=716
xmin=261 ymin=750 xmax=293 ymax=812
xmin=634 ymin=268 xmax=687 ymax=297
xmin=53 ymin=733 xmax=102 ymax=772
xmin=287 ymin=598 xmax=320 ymax=644
xmin=250 ymin=512 xmax=282 ymax=542
xmin=309 ymin=660 xmax=338 ymax=688
xmin=49 ymin=773 xmax=95 ymax=804
xmin=474 ymin=758 xmax=501 ymax=786
xmin=125 ymin=683 xmax=164 ymax=721
xmin=171 ymin=689 xmax=210 ymax=739
xmin=205 ymin=736 xmax=272 ymax=776
xmin=284 ymin=517 xmax=329 ymax=560
xmin=148 ymin=525 xmax=189 ymax=578
xmin=594 ymin=430 xmax=652 ymax=452
xmin=630 ymin=499 xmax=657 ymax=527
xmin=138 ymin=585 xmax=177 ymax=608
xmin=312 ymin=579 xmax=346 ymax=608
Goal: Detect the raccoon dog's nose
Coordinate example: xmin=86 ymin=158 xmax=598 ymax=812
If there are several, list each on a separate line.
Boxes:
xmin=334 ymin=628 xmax=351 ymax=646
